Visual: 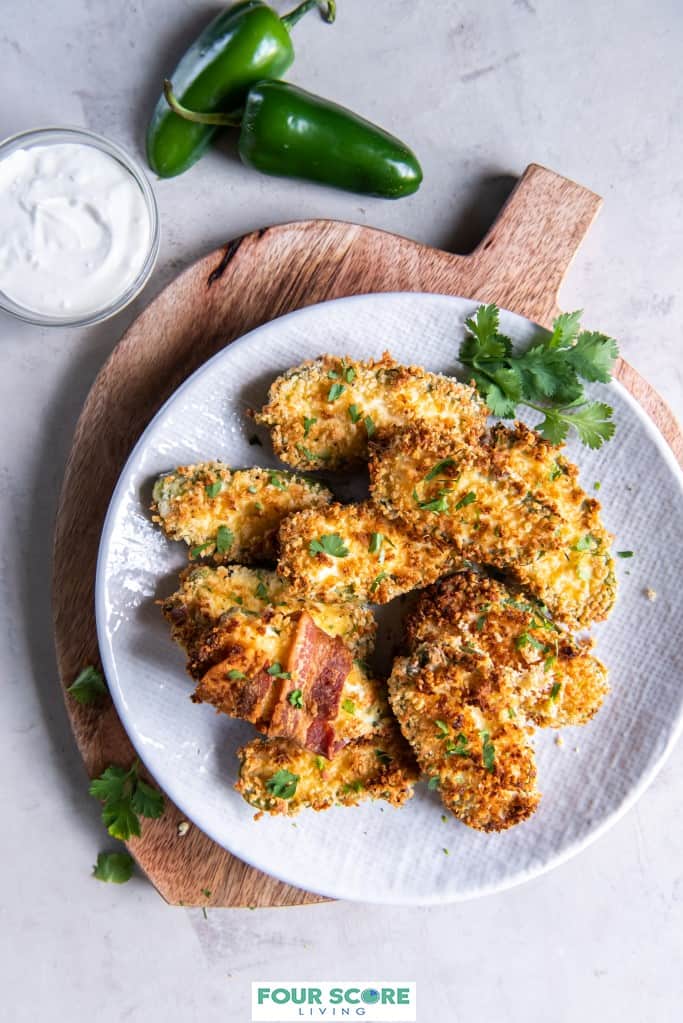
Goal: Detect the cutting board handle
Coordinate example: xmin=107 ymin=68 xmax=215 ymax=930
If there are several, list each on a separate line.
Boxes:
xmin=462 ymin=162 xmax=602 ymax=326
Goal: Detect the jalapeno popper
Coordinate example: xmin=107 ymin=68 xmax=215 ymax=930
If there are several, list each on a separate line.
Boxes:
xmin=236 ymin=720 xmax=419 ymax=817
xmin=277 ymin=501 xmax=461 ymax=604
xmin=160 ymin=564 xmax=376 ymax=672
xmin=254 ymin=353 xmax=487 ymax=471
xmin=152 ymin=462 xmax=332 ymax=563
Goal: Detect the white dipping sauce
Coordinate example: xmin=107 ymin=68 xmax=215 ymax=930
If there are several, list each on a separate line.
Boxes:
xmin=0 ymin=142 xmax=151 ymax=318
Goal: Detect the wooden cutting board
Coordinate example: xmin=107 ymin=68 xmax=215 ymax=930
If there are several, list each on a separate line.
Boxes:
xmin=52 ymin=163 xmax=683 ymax=908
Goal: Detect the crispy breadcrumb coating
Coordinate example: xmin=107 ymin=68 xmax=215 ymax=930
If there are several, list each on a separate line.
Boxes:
xmin=160 ymin=565 xmax=376 ymax=673
xmin=388 ymin=570 xmax=609 ymax=831
xmin=408 ymin=572 xmax=609 ymax=728
xmin=369 ymin=423 xmax=562 ymax=567
xmin=389 ymin=652 xmax=540 ymax=831
xmin=254 ymin=353 xmax=487 ymax=470
xmin=486 ymin=423 xmax=616 ymax=627
xmin=236 ymin=720 xmax=419 ymax=817
xmin=277 ymin=501 xmax=461 ymax=604
xmin=152 ymin=462 xmax=331 ymax=563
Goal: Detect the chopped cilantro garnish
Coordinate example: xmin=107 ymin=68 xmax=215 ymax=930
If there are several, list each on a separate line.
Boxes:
xmin=364 ymin=415 xmax=376 ymax=437
xmin=481 ymin=731 xmax=495 ymax=772
xmin=344 ymin=366 xmax=356 ymax=383
xmin=507 ymin=706 xmax=516 ymax=719
xmin=455 ymin=491 xmax=477 ymax=510
xmin=435 ymin=719 xmax=450 ymax=738
xmin=328 ymin=382 xmax=345 ymax=402
xmin=342 ymin=781 xmax=364 ymax=794
xmin=303 ymin=415 xmax=317 ymax=437
xmin=327 ymin=369 xmax=340 ymax=379
xmin=573 ymin=533 xmax=600 ymax=552
xmin=428 ymin=775 xmax=440 ymax=791
xmin=215 ymin=525 xmax=234 ymax=554
xmin=425 ymin=458 xmax=455 ymax=481
xmin=315 ymin=756 xmax=325 ymax=772
xmin=370 ymin=571 xmax=389 ymax=592
xmin=594 ymin=481 xmax=601 ymax=491
xmin=288 ymin=688 xmax=303 ymax=708
xmin=368 ymin=532 xmax=384 ymax=554
xmin=342 ymin=698 xmax=355 ymax=715
xmin=265 ymin=770 xmax=299 ymax=799
xmin=227 ymin=669 xmax=248 ymax=680
xmin=309 ymin=533 xmax=349 ymax=558
xmin=550 ymin=682 xmax=562 ymax=702
xmin=268 ymin=472 xmax=287 ymax=490
xmin=255 ymin=580 xmax=269 ymax=600
xmin=205 ymin=480 xmax=222 ymax=498
xmin=414 ymin=489 xmax=450 ymax=513
xmin=190 ymin=540 xmax=213 ymax=559
xmin=267 ymin=662 xmax=291 ymax=680
xmin=544 ymin=655 xmax=557 ymax=673
xmin=446 ymin=732 xmax=469 ymax=757
xmin=348 ymin=403 xmax=362 ymax=423
xmin=617 ymin=550 xmax=634 ymax=558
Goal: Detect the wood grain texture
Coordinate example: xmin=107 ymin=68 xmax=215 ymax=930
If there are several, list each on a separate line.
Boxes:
xmin=52 ymin=163 xmax=683 ymax=908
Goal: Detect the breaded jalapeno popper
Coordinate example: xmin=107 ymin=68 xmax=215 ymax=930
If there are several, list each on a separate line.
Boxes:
xmin=486 ymin=423 xmax=616 ymax=628
xmin=254 ymin=353 xmax=487 ymax=470
xmin=277 ymin=501 xmax=461 ymax=604
xmin=236 ymin=721 xmax=419 ymax=817
xmin=389 ymin=571 xmax=609 ymax=831
xmin=152 ymin=461 xmax=332 ymax=563
xmin=194 ymin=609 xmax=387 ymax=757
xmin=160 ymin=565 xmax=375 ymax=673
xmin=369 ymin=423 xmax=562 ymax=568
xmin=407 ymin=572 xmax=609 ymax=728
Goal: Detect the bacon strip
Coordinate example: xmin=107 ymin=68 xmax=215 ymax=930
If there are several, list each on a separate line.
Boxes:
xmin=193 ymin=665 xmax=279 ymax=731
xmin=268 ymin=612 xmax=353 ymax=758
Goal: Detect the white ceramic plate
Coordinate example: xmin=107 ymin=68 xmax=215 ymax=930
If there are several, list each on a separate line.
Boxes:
xmin=96 ymin=293 xmax=683 ymax=904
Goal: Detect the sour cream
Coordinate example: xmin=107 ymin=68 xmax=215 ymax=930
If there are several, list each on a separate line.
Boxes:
xmin=0 ymin=141 xmax=152 ymax=319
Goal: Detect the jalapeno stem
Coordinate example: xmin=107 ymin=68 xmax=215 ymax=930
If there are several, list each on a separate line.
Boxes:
xmin=281 ymin=0 xmax=336 ymax=30
xmin=163 ymin=80 xmax=243 ymax=126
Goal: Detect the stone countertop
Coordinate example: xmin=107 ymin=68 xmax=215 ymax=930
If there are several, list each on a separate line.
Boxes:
xmin=0 ymin=1 xmax=681 ymax=1020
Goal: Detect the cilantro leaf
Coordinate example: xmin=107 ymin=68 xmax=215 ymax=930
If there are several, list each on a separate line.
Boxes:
xmin=303 ymin=416 xmax=317 ymax=437
xmin=130 ymin=779 xmax=165 ymax=820
xmin=548 ymin=310 xmax=583 ymax=349
xmin=565 ymin=331 xmax=619 ymax=383
xmin=90 ymin=761 xmax=164 ymax=841
xmin=267 ymin=662 xmax=291 ymax=680
xmin=459 ymin=304 xmax=619 ymax=449
xmin=364 ymin=415 xmax=376 ymax=437
xmin=308 ymin=533 xmax=349 ymax=558
xmin=68 ymin=665 xmax=107 ymax=705
xmin=328 ymin=382 xmax=345 ymax=402
xmin=205 ymin=480 xmax=222 ymax=498
xmin=565 ymin=402 xmax=615 ymax=449
xmin=368 ymin=532 xmax=384 ymax=554
xmin=215 ymin=525 xmax=234 ymax=554
xmin=288 ymin=688 xmax=303 ymax=708
xmin=265 ymin=770 xmax=299 ymax=799
xmin=481 ymin=731 xmax=495 ymax=772
xmin=93 ymin=851 xmax=134 ymax=884
xmin=348 ymin=404 xmax=362 ymax=423
xmin=425 ymin=458 xmax=455 ymax=481
xmin=102 ymin=800 xmax=141 ymax=841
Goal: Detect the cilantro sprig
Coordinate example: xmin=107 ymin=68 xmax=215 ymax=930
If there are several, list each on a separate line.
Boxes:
xmin=459 ymin=305 xmax=619 ymax=449
xmin=89 ymin=760 xmax=165 ymax=841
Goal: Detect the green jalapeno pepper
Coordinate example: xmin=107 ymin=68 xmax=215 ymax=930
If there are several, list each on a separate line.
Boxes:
xmin=147 ymin=0 xmax=335 ymax=179
xmin=164 ymin=80 xmax=423 ymax=198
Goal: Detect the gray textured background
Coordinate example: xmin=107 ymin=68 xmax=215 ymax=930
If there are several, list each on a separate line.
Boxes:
xmin=1 ymin=1 xmax=681 ymax=1021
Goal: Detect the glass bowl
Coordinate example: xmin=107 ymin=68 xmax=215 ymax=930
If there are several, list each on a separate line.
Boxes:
xmin=0 ymin=126 xmax=160 ymax=327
